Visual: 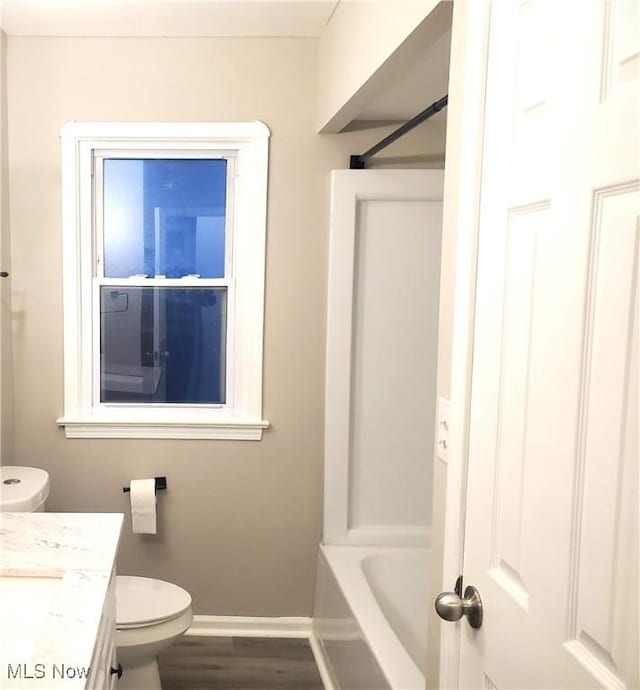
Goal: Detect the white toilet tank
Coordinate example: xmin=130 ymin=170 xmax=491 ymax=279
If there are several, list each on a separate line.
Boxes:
xmin=0 ymin=466 xmax=50 ymax=511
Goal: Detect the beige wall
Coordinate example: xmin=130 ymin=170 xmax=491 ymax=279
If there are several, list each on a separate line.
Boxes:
xmin=6 ymin=35 xmax=445 ymax=616
xmin=0 ymin=29 xmax=14 ymax=466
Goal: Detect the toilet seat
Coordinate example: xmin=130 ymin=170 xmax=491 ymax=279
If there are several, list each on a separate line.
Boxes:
xmin=116 ymin=576 xmax=192 ymax=629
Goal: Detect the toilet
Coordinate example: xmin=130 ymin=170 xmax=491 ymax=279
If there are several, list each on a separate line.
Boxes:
xmin=0 ymin=466 xmax=193 ymax=690
xmin=115 ymin=576 xmax=192 ymax=689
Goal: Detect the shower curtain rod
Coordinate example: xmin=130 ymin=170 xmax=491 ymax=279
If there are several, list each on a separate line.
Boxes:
xmin=349 ymin=94 xmax=448 ymax=169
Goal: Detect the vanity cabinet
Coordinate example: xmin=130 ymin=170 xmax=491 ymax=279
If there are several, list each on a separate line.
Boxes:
xmin=87 ymin=570 xmax=118 ymax=690
xmin=0 ymin=513 xmax=123 ymax=690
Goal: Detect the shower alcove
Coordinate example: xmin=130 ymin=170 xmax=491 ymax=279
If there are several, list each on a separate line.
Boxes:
xmin=313 ymin=169 xmax=444 ymax=690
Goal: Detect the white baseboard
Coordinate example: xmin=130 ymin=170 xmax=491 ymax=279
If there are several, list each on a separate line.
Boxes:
xmin=308 ymin=631 xmax=337 ymax=690
xmin=186 ymin=614 xmax=312 ymax=638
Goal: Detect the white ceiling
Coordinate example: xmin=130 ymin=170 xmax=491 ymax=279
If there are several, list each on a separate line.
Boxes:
xmin=0 ymin=0 xmax=339 ymax=37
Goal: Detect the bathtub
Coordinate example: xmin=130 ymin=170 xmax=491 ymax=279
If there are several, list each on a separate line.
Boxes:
xmin=313 ymin=545 xmax=429 ymax=690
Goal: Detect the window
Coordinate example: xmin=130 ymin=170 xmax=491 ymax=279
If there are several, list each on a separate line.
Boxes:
xmin=58 ymin=122 xmax=270 ymax=439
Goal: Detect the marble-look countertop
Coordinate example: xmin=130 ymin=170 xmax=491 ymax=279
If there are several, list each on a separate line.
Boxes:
xmin=0 ymin=513 xmax=123 ymax=689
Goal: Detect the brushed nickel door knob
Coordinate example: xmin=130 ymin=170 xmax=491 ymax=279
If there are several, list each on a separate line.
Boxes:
xmin=435 ymin=585 xmax=483 ymax=629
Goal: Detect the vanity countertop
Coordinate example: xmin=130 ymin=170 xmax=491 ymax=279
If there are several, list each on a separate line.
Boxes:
xmin=0 ymin=512 xmax=123 ymax=689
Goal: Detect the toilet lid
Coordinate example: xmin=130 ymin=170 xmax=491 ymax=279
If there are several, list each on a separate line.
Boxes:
xmin=116 ymin=576 xmax=192 ymax=627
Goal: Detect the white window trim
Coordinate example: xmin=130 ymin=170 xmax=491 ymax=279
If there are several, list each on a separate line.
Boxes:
xmin=57 ymin=121 xmax=270 ymax=440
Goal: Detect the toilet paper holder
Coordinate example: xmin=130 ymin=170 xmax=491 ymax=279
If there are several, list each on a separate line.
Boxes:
xmin=123 ymin=476 xmax=167 ymax=494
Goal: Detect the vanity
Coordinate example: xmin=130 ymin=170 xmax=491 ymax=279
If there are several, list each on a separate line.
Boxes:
xmin=0 ymin=513 xmax=123 ymax=689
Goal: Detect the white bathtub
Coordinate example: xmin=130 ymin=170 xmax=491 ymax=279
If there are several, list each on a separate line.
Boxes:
xmin=313 ymin=545 xmax=429 ymax=690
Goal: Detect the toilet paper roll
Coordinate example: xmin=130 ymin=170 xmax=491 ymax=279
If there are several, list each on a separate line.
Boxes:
xmin=129 ymin=479 xmax=157 ymax=534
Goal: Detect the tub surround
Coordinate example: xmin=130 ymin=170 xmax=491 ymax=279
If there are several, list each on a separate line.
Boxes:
xmin=317 ymin=169 xmax=441 ymax=690
xmin=0 ymin=512 xmax=123 ymax=688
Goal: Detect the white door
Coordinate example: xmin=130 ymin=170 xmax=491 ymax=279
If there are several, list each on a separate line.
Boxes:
xmin=458 ymin=1 xmax=639 ymax=688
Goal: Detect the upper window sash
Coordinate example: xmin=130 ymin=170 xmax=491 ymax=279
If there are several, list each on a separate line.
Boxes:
xmin=93 ymin=151 xmax=236 ymax=283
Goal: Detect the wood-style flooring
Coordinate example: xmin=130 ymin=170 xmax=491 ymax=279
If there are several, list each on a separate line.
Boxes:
xmin=158 ymin=635 xmax=325 ymax=690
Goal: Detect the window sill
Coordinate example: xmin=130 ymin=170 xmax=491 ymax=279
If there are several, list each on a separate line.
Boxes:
xmin=56 ymin=416 xmax=270 ymax=440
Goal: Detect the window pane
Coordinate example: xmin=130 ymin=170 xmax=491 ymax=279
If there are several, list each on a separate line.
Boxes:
xmin=100 ymin=287 xmax=226 ymax=404
xmin=103 ymin=158 xmax=227 ymax=278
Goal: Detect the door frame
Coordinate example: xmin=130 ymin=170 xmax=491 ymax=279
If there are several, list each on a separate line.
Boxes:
xmin=438 ymin=2 xmax=492 ymax=687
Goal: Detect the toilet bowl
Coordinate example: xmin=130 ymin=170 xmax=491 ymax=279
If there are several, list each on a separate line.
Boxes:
xmin=115 ymin=576 xmax=193 ymax=690
xmin=0 ymin=466 xmax=193 ymax=690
